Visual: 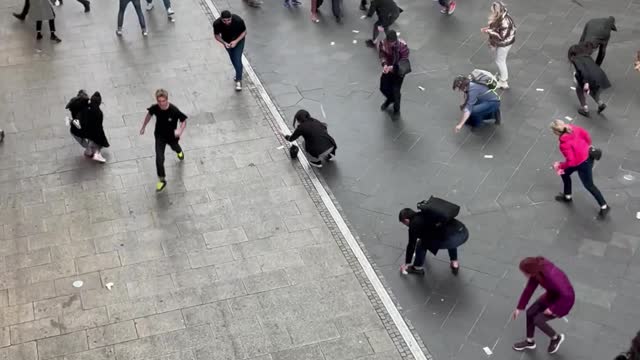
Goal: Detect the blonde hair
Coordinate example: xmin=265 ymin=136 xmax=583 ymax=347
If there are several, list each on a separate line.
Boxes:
xmin=155 ymin=89 xmax=169 ymax=100
xmin=489 ymin=2 xmax=506 ymax=24
xmin=550 ymin=119 xmax=572 ymax=135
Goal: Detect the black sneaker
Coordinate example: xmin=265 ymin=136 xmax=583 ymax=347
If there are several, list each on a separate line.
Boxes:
xmin=310 ymin=160 xmax=323 ymax=168
xmin=36 ymin=32 xmax=43 ymax=40
xmin=380 ymin=100 xmax=391 ymax=111
xmin=50 ymin=33 xmax=62 ymax=43
xmin=513 ymin=340 xmax=536 ymax=351
xmin=578 ymin=108 xmax=590 ymax=117
xmin=359 ymin=2 xmax=367 ymax=10
xmin=598 ymin=205 xmax=610 ymax=218
xmin=554 ymin=193 xmax=572 ymax=202
xmin=597 ymin=103 xmax=607 ymax=114
xmin=365 ymin=39 xmax=376 ymax=48
xmin=13 ymin=13 xmax=26 ymax=21
xmin=0 ymin=130 xmax=4 ymax=142
xmin=406 ymin=266 xmax=425 ymax=275
xmin=548 ymin=334 xmax=565 ymax=354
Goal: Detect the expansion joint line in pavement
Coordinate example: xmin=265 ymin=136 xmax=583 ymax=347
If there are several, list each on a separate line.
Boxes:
xmin=198 ymin=0 xmax=430 ymax=358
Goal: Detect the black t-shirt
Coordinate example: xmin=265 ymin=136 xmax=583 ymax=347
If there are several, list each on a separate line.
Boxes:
xmin=147 ymin=104 xmax=187 ymax=140
xmin=213 ymin=15 xmax=247 ymax=43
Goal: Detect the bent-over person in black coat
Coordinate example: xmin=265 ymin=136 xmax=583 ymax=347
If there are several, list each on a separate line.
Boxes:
xmin=579 ymin=16 xmax=617 ymax=66
xmin=569 ymin=43 xmax=611 ymax=117
xmin=283 ymin=109 xmax=336 ymax=168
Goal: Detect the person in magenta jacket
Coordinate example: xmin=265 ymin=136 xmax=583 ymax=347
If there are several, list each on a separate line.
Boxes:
xmin=512 ymin=256 xmax=575 ymax=355
xmin=550 ymin=119 xmax=609 ymax=217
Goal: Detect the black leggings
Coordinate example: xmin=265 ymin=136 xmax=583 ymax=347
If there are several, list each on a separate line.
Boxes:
xmin=155 ymin=138 xmax=182 ymax=178
xmin=36 ymin=19 xmax=56 ymax=32
xmin=575 ymin=86 xmax=601 ymax=108
xmin=526 ymin=299 xmax=557 ymax=338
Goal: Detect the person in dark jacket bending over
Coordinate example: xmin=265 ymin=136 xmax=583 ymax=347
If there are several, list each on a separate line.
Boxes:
xmin=282 ymin=110 xmax=337 ymax=168
xmin=579 ymin=16 xmax=616 ymax=66
xmin=398 ymin=208 xmax=468 ymax=276
xmin=364 ymin=0 xmax=401 ymax=48
xmin=68 ymin=92 xmax=109 ymax=163
xmin=379 ymin=30 xmax=409 ymax=115
xmin=569 ymin=43 xmax=610 ymax=116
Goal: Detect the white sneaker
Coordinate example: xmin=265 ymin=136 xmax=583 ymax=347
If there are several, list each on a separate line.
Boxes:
xmin=327 ymin=153 xmax=336 ymax=161
xmin=92 ymin=152 xmax=106 ymax=163
xmin=167 ymin=7 xmax=175 ymax=15
xmin=54 ymin=0 xmax=61 ymax=6
xmin=235 ymin=81 xmax=242 ymax=91
xmin=146 ymin=1 xmax=154 ymax=10
xmin=497 ymin=80 xmax=509 ymax=89
xmin=116 ymin=29 xmax=123 ymax=36
xmin=142 ymin=30 xmax=148 ymax=36
xmin=65 ymin=116 xmax=71 ymax=127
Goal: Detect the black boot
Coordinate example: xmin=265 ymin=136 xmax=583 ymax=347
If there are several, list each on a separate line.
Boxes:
xmin=36 ymin=32 xmax=43 ymax=40
xmin=597 ymin=103 xmax=607 ymax=114
xmin=380 ymin=100 xmax=391 ymax=111
xmin=79 ymin=0 xmax=90 ymax=12
xmin=13 ymin=13 xmax=26 ymax=21
xmin=50 ymin=33 xmax=62 ymax=43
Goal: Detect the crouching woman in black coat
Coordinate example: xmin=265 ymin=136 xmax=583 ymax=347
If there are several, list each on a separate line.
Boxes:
xmin=569 ymin=43 xmax=611 ymax=117
xmin=68 ymin=91 xmax=110 ymax=163
xmin=282 ymin=109 xmax=337 ymax=168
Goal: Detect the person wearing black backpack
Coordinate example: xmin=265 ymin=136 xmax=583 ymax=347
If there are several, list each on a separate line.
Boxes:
xmin=452 ymin=74 xmax=501 ymax=132
xmin=398 ymin=201 xmax=468 ymax=276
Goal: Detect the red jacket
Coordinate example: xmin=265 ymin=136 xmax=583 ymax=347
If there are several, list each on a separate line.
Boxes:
xmin=557 ymin=124 xmax=591 ymax=170
xmin=517 ymin=259 xmax=575 ymax=317
xmin=378 ymin=40 xmax=409 ymax=68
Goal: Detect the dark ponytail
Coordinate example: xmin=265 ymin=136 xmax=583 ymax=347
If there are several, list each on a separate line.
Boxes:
xmin=293 ymin=109 xmax=311 ymax=127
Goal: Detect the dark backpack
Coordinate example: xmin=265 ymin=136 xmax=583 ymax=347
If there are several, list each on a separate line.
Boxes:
xmin=417 ymin=196 xmax=460 ymax=226
xmin=289 ymin=144 xmax=299 ymax=159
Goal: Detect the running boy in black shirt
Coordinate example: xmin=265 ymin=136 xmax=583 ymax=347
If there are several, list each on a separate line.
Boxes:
xmin=140 ymin=89 xmax=187 ymax=192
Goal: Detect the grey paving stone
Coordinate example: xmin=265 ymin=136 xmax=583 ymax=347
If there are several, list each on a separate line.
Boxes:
xmin=242 ymin=270 xmax=291 ymax=294
xmin=0 ymin=303 xmax=34 ymax=327
xmin=107 ymin=299 xmax=157 ymax=323
xmin=287 ymin=320 xmax=341 ymax=346
xmin=63 ymin=347 xmax=117 ymax=360
xmin=87 ymin=321 xmax=138 ymax=349
xmin=54 ymin=272 xmax=102 ymax=297
xmin=8 ymin=281 xmax=56 ymax=305
xmin=0 ymin=327 xmax=9 ymax=348
xmin=171 ymin=268 xmax=218 ymax=289
xmin=76 ymin=253 xmax=122 ymax=275
xmin=29 ymin=261 xmax=77 ymax=283
xmin=37 ymin=331 xmax=88 ymax=359
xmin=319 ymin=333 xmax=375 ymax=360
xmin=4 ymin=248 xmax=51 ymax=271
xmin=59 ymin=307 xmax=109 ymax=334
xmin=126 ymin=275 xmax=175 ymax=299
xmin=135 ymin=310 xmax=186 ymax=338
xmin=203 ymin=228 xmax=249 ymax=248
xmin=271 ymin=344 xmax=325 ymax=360
xmin=10 ymin=317 xmax=61 ymax=344
xmin=193 ymin=338 xmax=244 ymax=360
xmin=364 ymin=330 xmax=396 ymax=354
xmin=152 ymin=288 xmax=204 ymax=313
xmin=199 ymin=279 xmax=247 ymax=303
xmin=0 ymin=342 xmax=37 ymax=360
xmin=187 ymin=246 xmax=234 ymax=269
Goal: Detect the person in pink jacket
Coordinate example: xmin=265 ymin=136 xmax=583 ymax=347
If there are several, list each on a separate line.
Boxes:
xmin=550 ymin=119 xmax=609 ymax=217
xmin=512 ymin=256 xmax=575 ymax=355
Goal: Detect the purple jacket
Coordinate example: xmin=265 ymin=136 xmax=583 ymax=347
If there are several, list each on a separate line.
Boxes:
xmin=516 ymin=260 xmax=575 ymax=317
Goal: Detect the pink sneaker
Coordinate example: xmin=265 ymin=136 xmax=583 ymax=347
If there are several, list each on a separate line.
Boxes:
xmin=448 ymin=1 xmax=456 ymax=14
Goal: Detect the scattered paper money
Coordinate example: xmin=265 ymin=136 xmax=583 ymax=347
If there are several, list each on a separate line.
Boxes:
xmin=483 ymin=347 xmax=493 ymax=356
xmin=636 ymin=212 xmax=640 ymax=219
xmin=624 ymin=174 xmax=635 ymax=181
xmin=106 ymin=282 xmax=114 ymax=290
xmin=330 ymin=42 xmax=335 ymax=45
xmin=353 ymin=40 xmax=357 ymax=44
xmin=564 ymin=116 xmax=573 ymax=121
xmin=352 ymin=30 xmax=360 ymax=33
xmin=484 ymin=155 xmax=494 ymax=159
xmin=570 ymin=86 xmax=576 ymax=90
xmin=360 ymin=15 xmax=367 ymax=19
xmin=536 ymin=88 xmax=544 ymax=92
xmin=277 ymin=145 xmax=284 ymax=150
xmin=72 ymin=281 xmax=83 ymax=288
xmin=418 ymin=86 xmax=425 ymax=91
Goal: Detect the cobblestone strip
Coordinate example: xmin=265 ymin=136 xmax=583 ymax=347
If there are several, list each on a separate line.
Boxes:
xmin=193 ymin=1 xmax=432 ymax=357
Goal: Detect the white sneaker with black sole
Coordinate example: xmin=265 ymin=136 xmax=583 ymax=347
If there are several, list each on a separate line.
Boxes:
xmin=146 ymin=1 xmax=154 ymax=10
xmin=310 ymin=160 xmax=323 ymax=168
xmin=235 ymin=81 xmax=242 ymax=91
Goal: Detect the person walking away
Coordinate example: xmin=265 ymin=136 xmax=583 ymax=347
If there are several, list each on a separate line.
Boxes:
xmin=365 ymin=0 xmax=401 ymax=47
xmin=281 ymin=109 xmax=337 ymax=168
xmin=116 ymin=0 xmax=148 ymax=36
xmin=398 ymin=205 xmax=467 ymax=275
xmin=378 ymin=30 xmax=409 ymax=115
xmin=437 ymin=0 xmax=456 ymax=15
xmin=452 ymin=75 xmax=501 ymax=132
xmin=580 ymin=16 xmax=616 ymax=66
xmin=139 ymin=89 xmax=187 ymax=192
xmin=550 ymin=119 xmax=609 ymax=217
xmin=481 ymin=1 xmax=516 ymax=89
xmin=145 ymin=0 xmax=175 ymax=22
xmin=70 ymin=92 xmax=109 ymax=163
xmin=30 ymin=0 xmax=61 ymax=43
xmin=615 ymin=332 xmax=640 ymax=360
xmin=213 ymin=11 xmax=247 ymax=91
xmin=569 ymin=43 xmax=610 ymax=116
xmin=512 ymin=256 xmax=574 ymax=355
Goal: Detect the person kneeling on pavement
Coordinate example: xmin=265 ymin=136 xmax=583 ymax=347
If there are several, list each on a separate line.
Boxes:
xmin=398 ymin=197 xmax=468 ymax=275
xmin=282 ymin=109 xmax=337 ymax=168
xmin=453 ymin=74 xmax=501 ymax=133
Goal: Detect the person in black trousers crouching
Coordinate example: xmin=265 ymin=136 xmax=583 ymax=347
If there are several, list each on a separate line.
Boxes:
xmin=282 ymin=109 xmax=337 ymax=168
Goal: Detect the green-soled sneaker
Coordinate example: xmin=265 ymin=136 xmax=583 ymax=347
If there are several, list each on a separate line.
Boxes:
xmin=177 ymin=152 xmax=184 ymax=161
xmin=156 ymin=180 xmax=167 ymax=192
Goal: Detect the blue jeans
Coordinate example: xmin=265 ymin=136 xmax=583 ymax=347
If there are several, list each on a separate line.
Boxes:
xmin=561 ymin=157 xmax=607 ymax=206
xmin=467 ymin=101 xmax=500 ymax=127
xmin=146 ymin=0 xmax=171 ymax=9
xmin=226 ymin=39 xmax=245 ymax=81
xmin=118 ymin=0 xmax=146 ymax=30
xmin=413 ymin=227 xmax=468 ymax=267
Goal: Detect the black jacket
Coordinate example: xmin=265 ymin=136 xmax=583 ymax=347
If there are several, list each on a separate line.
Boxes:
xmin=70 ymin=105 xmax=110 ymax=148
xmin=405 ymin=213 xmax=468 ymax=264
xmin=66 ymin=95 xmax=89 ymax=120
xmin=580 ymin=17 xmax=617 ymax=46
xmin=367 ymin=0 xmax=401 ymax=23
xmin=288 ymin=119 xmax=336 ymax=157
xmin=572 ymin=54 xmax=611 ymax=91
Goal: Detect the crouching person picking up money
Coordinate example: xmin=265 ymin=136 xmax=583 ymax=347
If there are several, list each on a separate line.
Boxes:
xmin=398 ymin=197 xmax=468 ymax=276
